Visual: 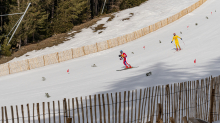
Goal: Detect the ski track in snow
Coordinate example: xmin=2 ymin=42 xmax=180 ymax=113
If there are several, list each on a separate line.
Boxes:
xmin=9 ymin=0 xmax=198 ymax=62
xmin=0 ymin=0 xmax=219 ymax=113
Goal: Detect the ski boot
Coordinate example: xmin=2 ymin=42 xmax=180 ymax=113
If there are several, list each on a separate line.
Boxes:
xmin=126 ymin=66 xmax=129 ymax=69
xmin=176 ymin=48 xmax=178 ymax=51
xmin=128 ymin=64 xmax=132 ymax=68
xmin=179 ymin=47 xmax=181 ymax=50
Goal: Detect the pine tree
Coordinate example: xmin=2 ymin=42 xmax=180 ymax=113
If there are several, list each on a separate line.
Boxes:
xmin=23 ymin=0 xmax=48 ymax=42
xmin=54 ymin=0 xmax=90 ymax=33
xmin=1 ymin=38 xmax=11 ymax=56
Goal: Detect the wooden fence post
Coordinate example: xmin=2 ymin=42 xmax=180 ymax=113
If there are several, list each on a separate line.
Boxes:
xmin=72 ymin=98 xmax=75 ymax=123
xmin=11 ymin=106 xmax=14 ymax=123
xmin=71 ymin=49 xmax=74 ymax=59
xmin=76 ymin=97 xmax=80 ymax=123
xmin=89 ymin=96 xmax=93 ymax=123
xmin=182 ymin=116 xmax=188 ymax=123
xmin=2 ymin=107 xmax=4 ymax=123
xmin=21 ymin=105 xmax=24 ymax=123
xmin=156 ymin=104 xmax=162 ymax=123
xmin=8 ymin=63 xmax=10 ymax=74
xmin=67 ymin=118 xmax=72 ymax=123
xmin=83 ymin=46 xmax=86 ymax=55
xmin=4 ymin=106 xmax=8 ymax=123
xmin=58 ymin=101 xmax=61 ymax=123
xmin=43 ymin=56 xmax=46 ymax=66
xmin=32 ymin=104 xmax=34 ymax=123
xmin=53 ymin=101 xmax=56 ymax=123
xmin=48 ymin=102 xmax=51 ymax=123
xmin=27 ymin=104 xmax=30 ymax=123
xmin=169 ymin=117 xmax=175 ymax=123
xmin=208 ymin=77 xmax=214 ymax=123
xmin=27 ymin=60 xmax=30 ymax=70
xmin=85 ymin=97 xmax=89 ymax=123
xmin=209 ymin=88 xmax=215 ymax=123
xmin=96 ymin=43 xmax=99 ymax=52
xmin=43 ymin=102 xmax=45 ymax=123
xmin=57 ymin=52 xmax=60 ymax=63
xmin=37 ymin=103 xmax=40 ymax=123
xmin=80 ymin=97 xmax=85 ymax=123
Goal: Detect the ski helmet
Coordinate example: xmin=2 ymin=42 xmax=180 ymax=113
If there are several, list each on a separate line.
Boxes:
xmin=120 ymin=50 xmax=123 ymax=53
xmin=173 ymin=33 xmax=176 ymax=36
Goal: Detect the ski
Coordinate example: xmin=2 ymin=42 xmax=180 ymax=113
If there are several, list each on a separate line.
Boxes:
xmin=116 ymin=66 xmax=139 ymax=71
xmin=174 ymin=48 xmax=182 ymax=53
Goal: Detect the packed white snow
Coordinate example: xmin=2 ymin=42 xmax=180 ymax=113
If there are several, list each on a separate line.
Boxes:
xmin=8 ymin=0 xmax=199 ymax=62
xmin=0 ymin=0 xmax=219 ymax=109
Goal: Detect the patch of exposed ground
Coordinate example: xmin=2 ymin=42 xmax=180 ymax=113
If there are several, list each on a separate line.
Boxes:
xmin=122 ymin=13 xmax=134 ymax=21
xmin=0 ymin=13 xmax=116 ymax=64
xmin=91 ymin=24 xmax=107 ymax=33
xmin=90 ymin=14 xmax=115 ymax=34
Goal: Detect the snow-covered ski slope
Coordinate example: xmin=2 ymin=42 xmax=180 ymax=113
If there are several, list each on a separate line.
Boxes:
xmin=9 ymin=0 xmax=199 ymax=62
xmin=0 ymin=0 xmax=220 ymax=108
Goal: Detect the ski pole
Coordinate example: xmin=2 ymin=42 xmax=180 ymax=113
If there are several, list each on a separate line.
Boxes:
xmin=180 ymin=38 xmax=185 ymax=45
xmin=182 ymin=40 xmax=185 ymax=45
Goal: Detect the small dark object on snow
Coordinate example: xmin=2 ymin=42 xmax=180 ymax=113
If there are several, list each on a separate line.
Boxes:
xmin=42 ymin=77 xmax=46 ymax=81
xmin=159 ymin=40 xmax=161 ymax=43
xmin=132 ymin=52 xmax=134 ymax=54
xmin=91 ymin=64 xmax=97 ymax=67
xmin=215 ymin=10 xmax=216 ymax=12
xmin=195 ymin=23 xmax=198 ymax=26
xmin=180 ymin=31 xmax=182 ymax=34
xmin=206 ymin=16 xmax=209 ymax=19
xmin=45 ymin=93 xmax=51 ymax=98
xmin=146 ymin=72 xmax=152 ymax=76
xmin=119 ymin=55 xmax=121 ymax=57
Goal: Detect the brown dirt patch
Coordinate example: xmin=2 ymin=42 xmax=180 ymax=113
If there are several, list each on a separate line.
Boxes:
xmin=122 ymin=13 xmax=134 ymax=21
xmin=91 ymin=24 xmax=107 ymax=32
xmin=106 ymin=15 xmax=115 ymax=22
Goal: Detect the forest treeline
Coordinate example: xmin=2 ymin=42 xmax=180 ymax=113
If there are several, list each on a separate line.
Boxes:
xmin=0 ymin=0 xmax=146 ymax=56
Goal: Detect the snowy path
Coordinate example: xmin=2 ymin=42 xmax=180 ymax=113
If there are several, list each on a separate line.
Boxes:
xmin=0 ymin=0 xmax=220 ymax=109
xmin=9 ymin=0 xmax=198 ymax=62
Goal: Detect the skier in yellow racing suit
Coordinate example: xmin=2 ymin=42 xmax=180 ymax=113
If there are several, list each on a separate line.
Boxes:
xmin=171 ymin=33 xmax=182 ymax=51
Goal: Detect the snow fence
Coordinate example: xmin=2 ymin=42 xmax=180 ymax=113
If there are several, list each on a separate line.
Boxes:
xmin=0 ymin=75 xmax=219 ymax=123
xmin=0 ymin=0 xmax=207 ymax=77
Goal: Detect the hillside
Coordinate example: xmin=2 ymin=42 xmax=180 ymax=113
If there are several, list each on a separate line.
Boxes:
xmin=1 ymin=0 xmax=198 ymax=63
xmin=0 ymin=0 xmax=218 ymax=108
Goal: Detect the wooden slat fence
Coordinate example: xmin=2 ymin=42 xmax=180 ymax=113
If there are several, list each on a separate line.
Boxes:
xmin=1 ymin=75 xmax=220 ymax=123
xmin=0 ymin=0 xmax=208 ymax=77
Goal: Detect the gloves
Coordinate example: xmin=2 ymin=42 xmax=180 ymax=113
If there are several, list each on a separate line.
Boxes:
xmin=171 ymin=41 xmax=173 ymax=43
xmin=180 ymin=38 xmax=182 ymax=40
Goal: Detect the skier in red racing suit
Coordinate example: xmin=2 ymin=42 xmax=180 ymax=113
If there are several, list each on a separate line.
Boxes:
xmin=120 ymin=50 xmax=132 ymax=68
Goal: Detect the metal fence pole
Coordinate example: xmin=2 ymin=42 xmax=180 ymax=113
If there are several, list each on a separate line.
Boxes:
xmin=7 ymin=3 xmax=31 ymax=45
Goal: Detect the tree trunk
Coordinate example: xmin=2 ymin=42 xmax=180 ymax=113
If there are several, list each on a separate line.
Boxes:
xmin=94 ymin=0 xmax=98 ymax=16
xmin=19 ymin=38 xmax=21 ymax=49
xmin=17 ymin=0 xmax=20 ymax=10
xmin=87 ymin=0 xmax=90 ymax=21
xmin=0 ymin=0 xmax=3 ymax=31
xmin=24 ymin=36 xmax=28 ymax=45
xmin=90 ymin=0 xmax=94 ymax=18
xmin=52 ymin=0 xmax=54 ymax=23
xmin=33 ymin=32 xmax=35 ymax=42
xmin=1 ymin=14 xmax=2 ymax=31
xmin=47 ymin=10 xmax=49 ymax=21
